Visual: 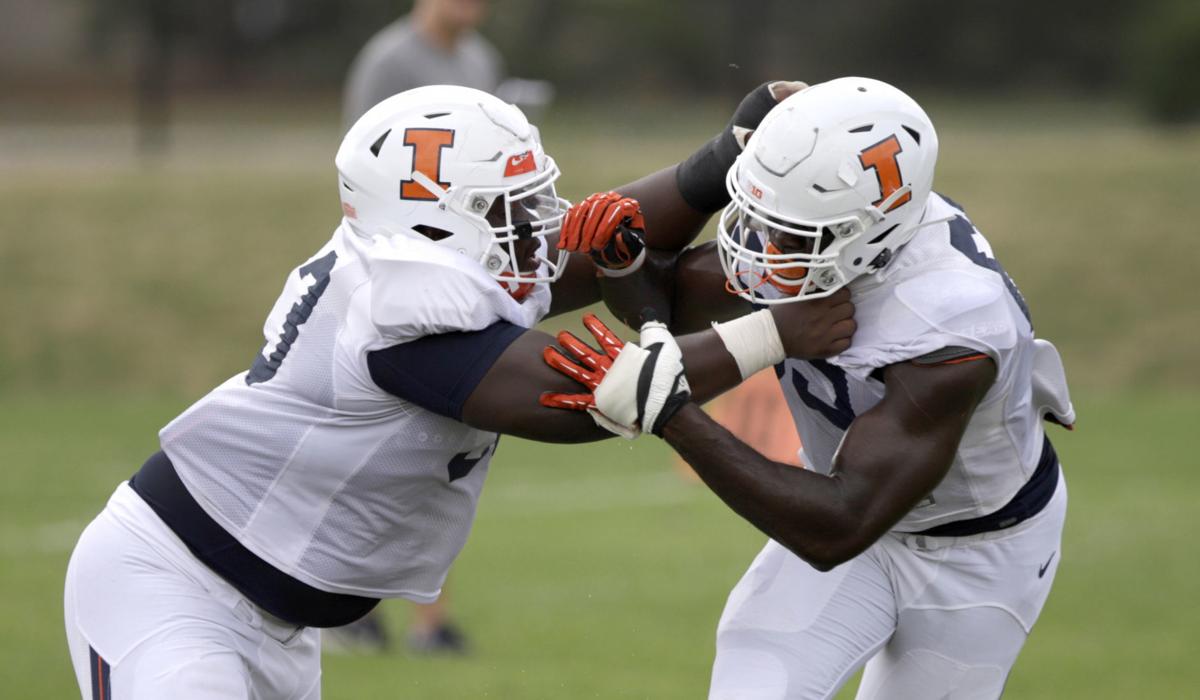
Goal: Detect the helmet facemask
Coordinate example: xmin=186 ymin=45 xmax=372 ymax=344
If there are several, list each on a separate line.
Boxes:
xmin=410 ymin=157 xmax=569 ymax=298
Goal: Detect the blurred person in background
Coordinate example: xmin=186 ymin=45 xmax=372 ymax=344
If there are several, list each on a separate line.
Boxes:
xmin=343 ymin=0 xmax=551 ymax=130
xmin=337 ymin=0 xmax=549 ymax=656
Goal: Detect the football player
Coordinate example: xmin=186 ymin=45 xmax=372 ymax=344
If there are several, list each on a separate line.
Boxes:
xmin=544 ymin=77 xmax=1076 ymax=699
xmin=62 ymin=83 xmax=852 ymax=698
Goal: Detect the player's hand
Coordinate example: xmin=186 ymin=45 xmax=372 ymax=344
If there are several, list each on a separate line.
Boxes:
xmin=540 ymin=313 xmax=637 ymax=437
xmin=769 ymin=288 xmax=857 ymax=359
xmin=558 ymin=192 xmax=647 ymax=276
xmin=726 ymin=80 xmax=809 ymax=150
xmin=541 ymin=313 xmax=691 ymax=437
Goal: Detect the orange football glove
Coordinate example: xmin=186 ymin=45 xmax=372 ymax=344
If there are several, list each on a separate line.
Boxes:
xmin=558 ymin=192 xmax=647 ymax=273
xmin=540 ymin=313 xmax=626 ymax=411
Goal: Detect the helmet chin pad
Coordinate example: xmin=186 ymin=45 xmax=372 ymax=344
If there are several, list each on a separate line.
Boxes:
xmin=764 ymin=242 xmax=809 ymax=293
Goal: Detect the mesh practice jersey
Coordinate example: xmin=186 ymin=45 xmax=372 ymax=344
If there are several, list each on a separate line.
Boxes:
xmin=159 ymin=223 xmax=550 ymax=602
xmin=775 ymin=194 xmax=1045 ymax=531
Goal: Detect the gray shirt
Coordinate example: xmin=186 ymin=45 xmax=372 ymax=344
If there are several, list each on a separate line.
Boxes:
xmin=343 ymin=18 xmax=503 ymax=128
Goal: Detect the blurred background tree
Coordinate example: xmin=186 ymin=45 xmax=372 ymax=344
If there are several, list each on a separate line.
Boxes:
xmin=0 ymin=0 xmax=1191 ymax=118
xmin=7 ymin=0 xmax=1171 ymax=113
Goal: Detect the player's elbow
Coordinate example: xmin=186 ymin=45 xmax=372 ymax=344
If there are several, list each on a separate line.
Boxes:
xmin=778 ymin=513 xmax=875 ymax=572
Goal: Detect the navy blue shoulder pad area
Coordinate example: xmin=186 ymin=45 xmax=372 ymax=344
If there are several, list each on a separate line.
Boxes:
xmin=367 ymin=321 xmax=527 ymax=421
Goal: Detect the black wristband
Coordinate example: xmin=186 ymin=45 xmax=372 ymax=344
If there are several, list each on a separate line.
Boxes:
xmin=676 ymin=82 xmax=781 ymax=213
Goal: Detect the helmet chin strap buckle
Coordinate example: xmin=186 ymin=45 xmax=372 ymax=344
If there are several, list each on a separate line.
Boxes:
xmin=868 ymin=247 xmax=894 ymax=271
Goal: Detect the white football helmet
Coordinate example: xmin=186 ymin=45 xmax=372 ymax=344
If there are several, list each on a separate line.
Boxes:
xmin=336 ymin=85 xmax=568 ymax=298
xmin=717 ymin=77 xmax=939 ymax=303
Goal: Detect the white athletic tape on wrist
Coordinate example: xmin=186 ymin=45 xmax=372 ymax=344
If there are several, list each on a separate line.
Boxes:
xmin=597 ymin=247 xmax=646 ymax=278
xmin=712 ymin=309 xmax=787 ymax=380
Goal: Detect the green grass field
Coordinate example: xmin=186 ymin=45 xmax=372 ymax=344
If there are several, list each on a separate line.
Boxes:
xmin=1 ymin=94 xmax=1198 ymax=697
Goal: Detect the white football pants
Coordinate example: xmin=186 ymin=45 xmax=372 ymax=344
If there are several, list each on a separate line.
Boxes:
xmin=711 ymin=474 xmax=1066 ymax=700
xmin=64 ymin=483 xmax=321 ymax=700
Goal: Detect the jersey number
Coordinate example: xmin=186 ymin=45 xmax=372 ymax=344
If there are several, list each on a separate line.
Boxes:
xmin=780 ymin=360 xmax=856 ymax=431
xmin=247 ymin=250 xmax=338 ymax=385
xmin=947 ymin=215 xmax=1032 ymax=324
xmin=448 ymin=437 xmax=499 ymax=482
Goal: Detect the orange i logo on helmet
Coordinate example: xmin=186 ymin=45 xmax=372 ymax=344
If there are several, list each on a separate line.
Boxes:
xmin=400 ymin=128 xmax=455 ymax=200
xmin=857 ymin=134 xmax=911 ymax=212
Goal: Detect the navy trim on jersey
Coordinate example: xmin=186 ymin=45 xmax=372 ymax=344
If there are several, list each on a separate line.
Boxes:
xmin=368 ymin=321 xmax=526 ymax=421
xmin=129 ymin=451 xmax=380 ymax=628
xmin=89 ymin=646 xmax=111 ymax=700
xmin=912 ymin=435 xmax=1060 ymax=538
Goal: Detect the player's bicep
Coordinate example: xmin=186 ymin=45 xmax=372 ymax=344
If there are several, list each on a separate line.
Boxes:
xmin=368 ymin=323 xmax=610 ymax=443
xmin=833 ymin=357 xmax=996 ymax=542
xmin=367 ymin=321 xmax=527 ymax=421
xmin=462 ymin=330 xmax=614 ymax=442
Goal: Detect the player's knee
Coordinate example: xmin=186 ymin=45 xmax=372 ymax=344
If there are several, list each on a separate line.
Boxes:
xmin=858 ymin=648 xmax=1006 ymax=700
xmin=120 ymin=632 xmax=251 ymax=699
xmin=710 ymin=647 xmax=790 ymax=699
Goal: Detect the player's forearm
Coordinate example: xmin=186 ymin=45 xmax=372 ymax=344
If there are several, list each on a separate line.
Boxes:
xmin=615 ymin=165 xmax=713 ymax=252
xmin=597 ymin=248 xmax=677 ymax=329
xmin=599 ymin=243 xmax=751 ymax=335
xmin=677 ymin=329 xmax=744 ymax=404
xmin=661 ymin=404 xmax=867 ymax=571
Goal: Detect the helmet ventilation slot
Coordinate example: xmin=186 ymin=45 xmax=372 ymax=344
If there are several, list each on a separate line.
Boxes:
xmin=867 ymin=224 xmax=899 ymax=245
xmin=412 ymin=225 xmax=453 ymax=242
xmin=902 ymin=125 xmax=921 ymax=144
xmin=369 ymin=129 xmax=391 ymax=157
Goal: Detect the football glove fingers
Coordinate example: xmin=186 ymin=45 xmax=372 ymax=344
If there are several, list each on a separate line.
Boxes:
xmin=581 ymin=312 xmax=625 ymax=359
xmin=554 ymin=329 xmax=610 ymax=373
xmin=538 ymin=391 xmax=594 ymax=411
xmin=592 ymin=319 xmax=691 ymax=437
xmin=591 ymin=200 xmax=646 ymax=275
xmin=542 ymin=344 xmax=604 ymax=390
xmin=558 ymin=191 xmax=621 ymax=252
xmin=558 ymin=192 xmax=647 ymax=275
xmin=542 ymin=339 xmax=647 ymax=439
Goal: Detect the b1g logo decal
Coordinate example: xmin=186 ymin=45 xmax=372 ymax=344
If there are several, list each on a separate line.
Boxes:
xmin=858 ymin=134 xmax=911 ymax=212
xmin=401 ymin=128 xmax=455 ymax=200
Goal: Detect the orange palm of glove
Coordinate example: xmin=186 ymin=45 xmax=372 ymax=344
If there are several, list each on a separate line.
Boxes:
xmin=558 ymin=191 xmax=646 ymax=259
xmin=540 ymin=313 xmax=626 ymax=411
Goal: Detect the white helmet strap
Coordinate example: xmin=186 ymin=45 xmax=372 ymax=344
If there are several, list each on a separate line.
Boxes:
xmin=410 ymin=170 xmax=451 ymax=207
xmin=864 ymin=184 xmax=913 ymax=223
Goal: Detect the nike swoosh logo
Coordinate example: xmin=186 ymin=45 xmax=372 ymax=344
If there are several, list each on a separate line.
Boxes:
xmin=1038 ymin=551 xmax=1056 ymax=578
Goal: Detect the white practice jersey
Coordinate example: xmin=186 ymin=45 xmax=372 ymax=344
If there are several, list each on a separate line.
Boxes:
xmin=159 ymin=222 xmax=550 ymax=602
xmin=776 ymin=193 xmax=1044 ymax=531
